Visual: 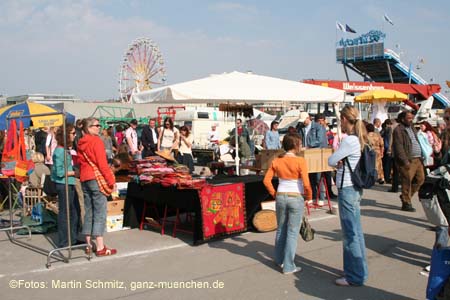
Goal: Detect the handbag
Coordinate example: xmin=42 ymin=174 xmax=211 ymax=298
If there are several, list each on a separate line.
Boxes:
xmin=82 ymin=152 xmax=113 ymax=196
xmin=299 ymin=216 xmax=315 ymax=242
xmin=43 ymin=174 xmax=58 ymax=196
xmin=1 ymin=120 xmax=18 ymax=176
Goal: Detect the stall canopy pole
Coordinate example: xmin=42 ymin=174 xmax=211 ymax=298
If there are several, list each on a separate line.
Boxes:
xmin=234 ymin=114 xmax=240 ymax=176
xmin=4 ymin=111 xmax=89 ymax=268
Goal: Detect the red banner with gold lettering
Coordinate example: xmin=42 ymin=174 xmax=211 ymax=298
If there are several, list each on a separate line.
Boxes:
xmin=199 ymin=182 xmax=246 ymax=240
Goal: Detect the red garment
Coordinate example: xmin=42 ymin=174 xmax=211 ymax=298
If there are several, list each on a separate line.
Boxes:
xmin=237 ymin=127 xmax=243 ymax=136
xmin=77 ymin=134 xmax=115 ymax=186
xmin=115 ymin=132 xmax=124 ymax=145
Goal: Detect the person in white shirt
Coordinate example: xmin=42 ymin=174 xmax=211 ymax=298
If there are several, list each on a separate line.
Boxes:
xmin=157 ymin=117 xmax=179 ymax=155
xmin=177 ymin=126 xmax=194 ymax=173
xmin=208 ymin=125 xmax=220 ymax=145
xmin=45 ymin=127 xmax=58 ymax=166
xmin=125 ymin=119 xmax=141 ymax=160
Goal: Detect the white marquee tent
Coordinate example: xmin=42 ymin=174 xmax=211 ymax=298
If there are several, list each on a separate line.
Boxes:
xmin=132 ymin=71 xmax=347 ymax=175
xmin=131 ymin=71 xmax=346 ymax=103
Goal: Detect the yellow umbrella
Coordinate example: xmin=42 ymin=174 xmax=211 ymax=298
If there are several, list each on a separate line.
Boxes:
xmin=354 ymin=89 xmax=408 ymax=103
xmin=0 ymin=101 xmax=74 ymax=129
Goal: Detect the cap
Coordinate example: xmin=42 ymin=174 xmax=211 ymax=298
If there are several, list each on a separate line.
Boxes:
xmin=130 ymin=119 xmax=138 ymax=125
xmin=437 ymin=119 xmax=446 ymax=126
xmin=298 ymin=112 xmax=310 ymax=122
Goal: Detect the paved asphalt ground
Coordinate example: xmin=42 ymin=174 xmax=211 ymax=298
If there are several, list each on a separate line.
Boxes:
xmin=0 ymin=184 xmax=435 ymax=300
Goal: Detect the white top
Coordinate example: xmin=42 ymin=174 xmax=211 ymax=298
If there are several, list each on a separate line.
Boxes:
xmin=208 ymin=130 xmax=220 ymax=142
xmin=277 ymin=179 xmax=304 ymax=194
xmin=179 ymin=134 xmax=194 ymax=155
xmin=45 ymin=133 xmax=57 ymax=165
xmin=150 ymin=127 xmax=158 ymax=143
xmin=125 ymin=127 xmax=138 ymax=152
xmin=276 ymin=153 xmax=304 ymax=193
xmin=160 ymin=127 xmax=179 ymax=148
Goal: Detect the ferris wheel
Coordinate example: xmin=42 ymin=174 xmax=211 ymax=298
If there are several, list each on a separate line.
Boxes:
xmin=118 ymin=37 xmax=166 ymax=102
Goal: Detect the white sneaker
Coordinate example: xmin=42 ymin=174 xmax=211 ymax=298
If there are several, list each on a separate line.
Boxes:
xmin=317 ymin=200 xmax=324 ymax=206
xmin=283 ymin=267 xmax=302 ymax=275
xmin=335 ymin=277 xmax=351 ymax=286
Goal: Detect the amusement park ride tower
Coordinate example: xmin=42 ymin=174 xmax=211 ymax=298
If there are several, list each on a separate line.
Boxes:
xmin=334 ymin=29 xmax=449 ymax=108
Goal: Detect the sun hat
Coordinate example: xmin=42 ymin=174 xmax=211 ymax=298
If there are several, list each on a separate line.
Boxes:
xmin=155 ymin=149 xmax=175 ymax=162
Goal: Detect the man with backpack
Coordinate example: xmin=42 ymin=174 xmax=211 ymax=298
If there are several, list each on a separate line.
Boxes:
xmin=393 ymin=111 xmax=425 ymax=212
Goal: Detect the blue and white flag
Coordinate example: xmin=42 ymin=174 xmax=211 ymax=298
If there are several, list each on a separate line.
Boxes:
xmin=336 ymin=21 xmax=345 ymax=32
xmin=345 ymin=24 xmax=356 ymax=33
xmin=384 ymin=14 xmax=394 ymax=25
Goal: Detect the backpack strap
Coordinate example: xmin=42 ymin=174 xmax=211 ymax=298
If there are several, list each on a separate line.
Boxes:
xmin=344 ymin=157 xmax=354 ymax=174
xmin=341 ymin=157 xmax=354 ymax=189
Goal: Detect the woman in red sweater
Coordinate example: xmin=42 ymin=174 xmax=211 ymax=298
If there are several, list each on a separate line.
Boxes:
xmin=78 ymin=117 xmax=116 ymax=256
xmin=263 ymin=133 xmax=312 ymax=274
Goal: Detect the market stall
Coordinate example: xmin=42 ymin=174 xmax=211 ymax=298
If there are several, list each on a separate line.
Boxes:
xmin=124 ymin=71 xmax=346 ymax=242
xmin=124 ymin=175 xmax=272 ymax=244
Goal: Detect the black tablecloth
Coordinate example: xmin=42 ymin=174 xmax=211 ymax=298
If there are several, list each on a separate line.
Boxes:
xmin=123 ymin=175 xmax=273 ymax=244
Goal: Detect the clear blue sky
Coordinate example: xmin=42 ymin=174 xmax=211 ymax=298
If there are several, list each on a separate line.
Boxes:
xmin=0 ymin=0 xmax=449 ymax=100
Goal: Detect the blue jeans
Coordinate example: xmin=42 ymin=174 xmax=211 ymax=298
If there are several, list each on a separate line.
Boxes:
xmin=338 ymin=186 xmax=368 ymax=285
xmin=435 ymin=226 xmax=449 ymax=249
xmin=56 ymin=183 xmax=79 ymax=247
xmin=274 ymin=194 xmax=304 ymax=273
xmin=82 ymin=180 xmax=107 ymax=237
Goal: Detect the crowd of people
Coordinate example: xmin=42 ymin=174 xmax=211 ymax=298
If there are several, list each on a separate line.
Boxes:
xmin=263 ymin=105 xmax=450 ymax=287
xmin=3 ymin=105 xmax=449 ymax=280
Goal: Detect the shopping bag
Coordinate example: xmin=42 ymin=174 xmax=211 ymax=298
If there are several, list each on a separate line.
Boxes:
xmin=1 ymin=120 xmax=18 ymax=176
xmin=299 ymin=216 xmax=315 ymax=242
xmin=15 ymin=121 xmax=29 ymax=183
xmin=426 ymin=247 xmax=450 ymax=300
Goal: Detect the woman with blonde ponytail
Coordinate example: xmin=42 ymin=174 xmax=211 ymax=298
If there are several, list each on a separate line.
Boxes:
xmin=328 ymin=105 xmax=368 ymax=287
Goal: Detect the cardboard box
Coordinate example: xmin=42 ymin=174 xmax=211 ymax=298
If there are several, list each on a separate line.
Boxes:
xmin=299 ymin=148 xmax=322 ymax=173
xmin=106 ymin=214 xmax=124 ymax=232
xmin=107 ymin=199 xmax=124 ymax=216
xmin=257 ymin=149 xmax=284 ymax=170
xmin=321 ymin=148 xmax=333 ymax=172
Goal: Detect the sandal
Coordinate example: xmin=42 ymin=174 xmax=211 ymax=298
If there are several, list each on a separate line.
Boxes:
xmin=85 ymin=242 xmax=97 ymax=255
xmin=96 ymin=245 xmax=117 ymax=256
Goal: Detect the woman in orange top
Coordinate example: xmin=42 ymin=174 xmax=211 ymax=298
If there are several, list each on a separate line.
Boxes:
xmin=263 ymin=133 xmax=312 ymax=274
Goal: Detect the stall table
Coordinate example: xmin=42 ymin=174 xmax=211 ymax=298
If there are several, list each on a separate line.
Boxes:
xmin=124 ymin=175 xmax=273 ymax=244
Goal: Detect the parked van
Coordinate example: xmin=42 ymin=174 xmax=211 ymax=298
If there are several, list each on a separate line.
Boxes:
xmin=173 ymin=108 xmax=236 ymax=147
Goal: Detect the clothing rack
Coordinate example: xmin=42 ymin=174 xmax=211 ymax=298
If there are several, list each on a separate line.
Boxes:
xmin=2 ymin=111 xmax=89 ymax=268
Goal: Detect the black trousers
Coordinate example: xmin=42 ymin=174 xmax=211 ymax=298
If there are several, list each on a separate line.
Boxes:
xmin=383 ymin=154 xmax=393 ymax=182
xmin=142 ymin=147 xmax=156 ymax=158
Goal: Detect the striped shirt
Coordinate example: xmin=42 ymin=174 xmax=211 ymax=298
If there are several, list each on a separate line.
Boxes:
xmin=405 ymin=126 xmax=422 ymax=158
xmin=328 ymin=135 xmax=361 ymax=188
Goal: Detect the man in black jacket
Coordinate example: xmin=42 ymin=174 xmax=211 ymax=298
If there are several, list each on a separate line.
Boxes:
xmin=141 ymin=119 xmax=159 ymax=158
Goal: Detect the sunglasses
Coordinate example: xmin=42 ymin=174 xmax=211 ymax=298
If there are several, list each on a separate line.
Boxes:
xmin=70 ymin=132 xmax=76 ymax=135
xmin=90 ymin=124 xmax=101 ymax=128
xmin=444 ymin=116 xmax=450 ymax=121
